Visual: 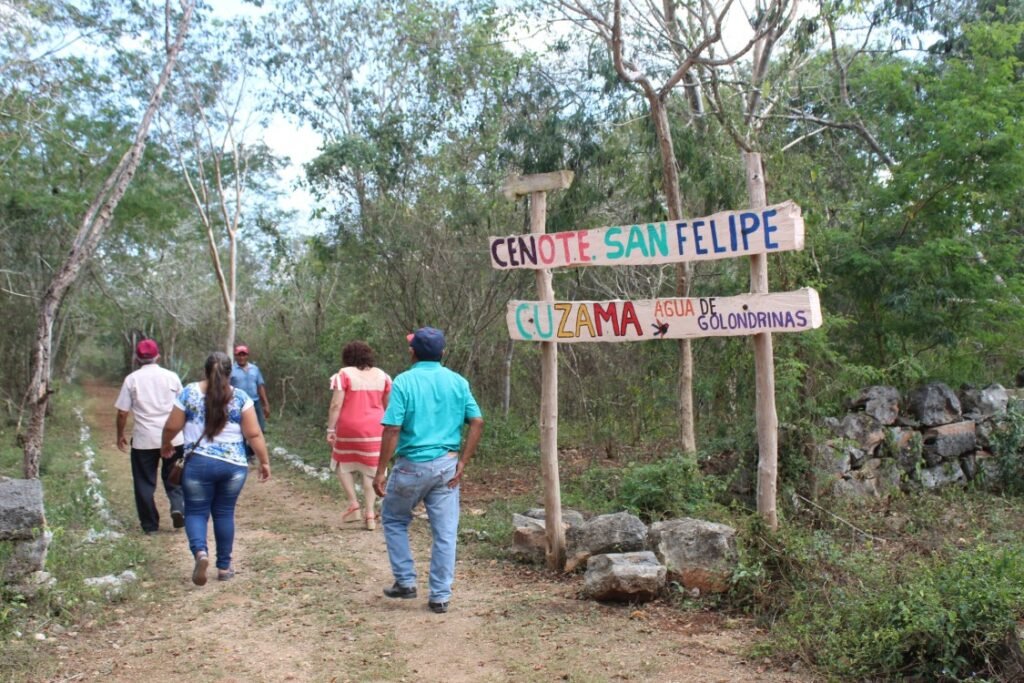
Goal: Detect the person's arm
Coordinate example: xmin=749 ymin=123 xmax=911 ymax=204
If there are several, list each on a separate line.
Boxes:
xmin=326 ymin=388 xmax=345 ymax=444
xmin=116 ymin=410 xmax=130 ymax=452
xmin=447 ymin=417 xmax=483 ymax=489
xmin=257 ymin=382 xmax=270 ymax=420
xmin=160 ymin=407 xmax=186 ymax=459
xmin=241 ymin=406 xmax=272 ymax=482
xmin=373 ymin=426 xmax=400 ymax=497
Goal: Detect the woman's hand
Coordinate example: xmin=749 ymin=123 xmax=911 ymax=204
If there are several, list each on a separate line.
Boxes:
xmin=258 ymin=462 xmax=271 ymax=482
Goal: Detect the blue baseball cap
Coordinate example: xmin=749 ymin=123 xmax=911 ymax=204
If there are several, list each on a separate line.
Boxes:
xmin=406 ymin=327 xmax=445 ymax=361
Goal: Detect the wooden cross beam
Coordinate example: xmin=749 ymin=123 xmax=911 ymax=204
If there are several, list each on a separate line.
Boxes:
xmin=500 ymin=171 xmax=575 ymax=201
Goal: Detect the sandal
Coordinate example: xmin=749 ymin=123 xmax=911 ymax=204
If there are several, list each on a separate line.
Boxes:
xmin=192 ymin=551 xmax=209 ymax=586
xmin=341 ymin=502 xmax=362 ymax=523
xmin=364 ymin=513 xmax=377 ymax=531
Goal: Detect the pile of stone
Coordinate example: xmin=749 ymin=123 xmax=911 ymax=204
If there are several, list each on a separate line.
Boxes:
xmin=513 ymin=509 xmax=738 ymax=603
xmin=816 ymin=382 xmax=1015 ymax=499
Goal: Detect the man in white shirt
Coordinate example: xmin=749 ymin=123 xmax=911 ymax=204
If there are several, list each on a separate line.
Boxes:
xmin=115 ymin=339 xmax=185 ymax=535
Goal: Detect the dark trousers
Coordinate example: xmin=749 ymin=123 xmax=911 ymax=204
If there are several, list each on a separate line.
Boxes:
xmin=130 ymin=445 xmax=185 ymax=532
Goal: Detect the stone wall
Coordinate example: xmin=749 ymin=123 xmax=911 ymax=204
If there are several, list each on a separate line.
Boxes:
xmin=815 ymin=382 xmax=1017 ymax=499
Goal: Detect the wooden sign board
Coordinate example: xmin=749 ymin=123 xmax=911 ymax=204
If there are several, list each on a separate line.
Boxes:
xmin=490 ymin=201 xmax=803 ymax=270
xmin=506 ymin=288 xmax=822 ymax=342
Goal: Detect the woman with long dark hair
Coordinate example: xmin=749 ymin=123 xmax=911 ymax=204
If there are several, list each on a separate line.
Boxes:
xmin=161 ymin=351 xmax=271 ymax=585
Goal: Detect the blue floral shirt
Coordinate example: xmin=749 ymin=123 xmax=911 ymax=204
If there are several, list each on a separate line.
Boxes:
xmin=174 ymin=383 xmax=253 ymax=467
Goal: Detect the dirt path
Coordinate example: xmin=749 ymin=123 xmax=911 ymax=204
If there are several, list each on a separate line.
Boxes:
xmin=45 ymin=382 xmax=813 ymax=683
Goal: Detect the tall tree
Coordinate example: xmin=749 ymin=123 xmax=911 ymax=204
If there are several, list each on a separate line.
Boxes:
xmin=258 ymin=0 xmax=530 ymax=367
xmin=163 ymin=42 xmax=273 ymax=354
xmin=552 ymin=0 xmax=799 ymax=453
xmin=21 ymin=0 xmax=196 ymax=478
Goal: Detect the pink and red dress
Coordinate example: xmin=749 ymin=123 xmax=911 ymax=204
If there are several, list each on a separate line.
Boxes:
xmin=330 ymin=367 xmax=392 ymax=475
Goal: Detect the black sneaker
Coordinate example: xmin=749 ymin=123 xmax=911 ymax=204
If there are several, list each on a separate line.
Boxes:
xmin=428 ymin=601 xmax=449 ymax=614
xmin=383 ymin=582 xmax=417 ymax=599
xmin=171 ymin=510 xmax=185 ymax=529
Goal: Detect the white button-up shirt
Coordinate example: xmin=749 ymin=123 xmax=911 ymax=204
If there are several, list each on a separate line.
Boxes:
xmin=114 ymin=363 xmax=184 ymax=449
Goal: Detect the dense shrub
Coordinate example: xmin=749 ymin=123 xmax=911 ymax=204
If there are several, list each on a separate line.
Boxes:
xmin=749 ymin=525 xmax=1024 ymax=680
xmin=989 ymin=405 xmax=1024 ymax=497
xmin=564 ymin=453 xmax=712 ymax=520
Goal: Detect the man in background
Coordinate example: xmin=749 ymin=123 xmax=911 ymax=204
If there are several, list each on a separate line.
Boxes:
xmin=115 ymin=339 xmax=184 ymax=535
xmin=230 ymin=344 xmax=270 ymax=458
xmin=373 ymin=327 xmax=484 ymax=614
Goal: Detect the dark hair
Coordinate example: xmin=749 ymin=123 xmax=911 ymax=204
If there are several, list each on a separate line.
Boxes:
xmin=203 ymin=351 xmax=233 ymax=441
xmin=342 ymin=341 xmax=375 ymax=369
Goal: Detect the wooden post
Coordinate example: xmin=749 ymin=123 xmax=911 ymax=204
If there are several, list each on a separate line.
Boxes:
xmin=744 ymin=152 xmax=779 ymax=530
xmin=500 ymin=170 xmax=574 ymax=570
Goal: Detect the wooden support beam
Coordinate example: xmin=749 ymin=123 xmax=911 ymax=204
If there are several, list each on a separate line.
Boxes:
xmin=744 ymin=151 xmax=779 ymax=531
xmin=500 ymin=171 xmax=575 ymax=201
xmin=502 ymin=169 xmax=574 ymax=570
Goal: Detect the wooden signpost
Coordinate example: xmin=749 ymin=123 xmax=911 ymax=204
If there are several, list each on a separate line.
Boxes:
xmin=497 ymin=156 xmax=812 ymax=551
xmin=500 ymin=171 xmax=574 ymax=570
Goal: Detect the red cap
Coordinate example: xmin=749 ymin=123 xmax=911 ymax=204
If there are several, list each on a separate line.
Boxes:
xmin=136 ymin=339 xmax=159 ymax=360
xmin=234 ymin=345 xmax=249 ymax=355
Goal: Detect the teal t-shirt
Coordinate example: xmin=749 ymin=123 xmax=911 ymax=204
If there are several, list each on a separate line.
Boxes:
xmin=382 ymin=361 xmax=482 ymax=462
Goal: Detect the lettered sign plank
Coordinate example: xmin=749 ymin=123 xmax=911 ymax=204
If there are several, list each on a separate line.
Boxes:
xmin=506 ymin=288 xmax=822 ymax=342
xmin=490 ymin=201 xmax=803 ymax=270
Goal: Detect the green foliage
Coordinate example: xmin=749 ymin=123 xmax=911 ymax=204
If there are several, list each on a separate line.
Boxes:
xmin=564 ymin=453 xmax=713 ymax=521
xmin=479 ymin=414 xmax=539 ymax=467
xmin=729 ymin=492 xmax=1024 ymax=681
xmin=617 ymin=455 xmax=710 ymax=520
xmin=988 ymin=404 xmax=1024 ymax=496
xmin=787 ymin=545 xmax=1024 ymax=680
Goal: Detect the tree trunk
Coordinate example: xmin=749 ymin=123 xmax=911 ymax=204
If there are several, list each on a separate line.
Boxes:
xmin=649 ymin=96 xmax=696 ymax=453
xmin=21 ymin=0 xmax=196 ymax=478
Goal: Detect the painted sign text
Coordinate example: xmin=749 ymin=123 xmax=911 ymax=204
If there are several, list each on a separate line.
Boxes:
xmin=490 ymin=201 xmax=803 ymax=270
xmin=507 ymin=289 xmax=822 ymax=342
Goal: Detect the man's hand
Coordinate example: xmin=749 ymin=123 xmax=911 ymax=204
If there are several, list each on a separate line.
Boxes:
xmin=115 ymin=410 xmax=130 ymax=453
xmin=373 ymin=470 xmax=388 ymax=498
xmin=160 ymin=443 xmax=176 ymax=460
xmin=448 ymin=461 xmax=465 ymax=489
xmin=263 ymin=404 xmax=271 ymax=420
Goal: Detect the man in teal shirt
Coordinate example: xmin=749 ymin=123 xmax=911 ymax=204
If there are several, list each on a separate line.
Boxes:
xmin=373 ymin=327 xmax=483 ymax=614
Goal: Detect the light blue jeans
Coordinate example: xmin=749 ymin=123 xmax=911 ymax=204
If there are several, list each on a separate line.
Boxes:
xmin=381 ymin=453 xmax=460 ymax=602
xmin=182 ymin=454 xmax=248 ymax=570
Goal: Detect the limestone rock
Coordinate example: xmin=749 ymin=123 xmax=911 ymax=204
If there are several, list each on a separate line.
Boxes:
xmin=647 ymin=518 xmax=737 ymax=594
xmin=583 ymin=552 xmax=665 ymax=602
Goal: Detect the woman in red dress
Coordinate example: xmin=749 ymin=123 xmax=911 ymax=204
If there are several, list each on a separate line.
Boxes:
xmin=326 ymin=341 xmax=392 ymax=530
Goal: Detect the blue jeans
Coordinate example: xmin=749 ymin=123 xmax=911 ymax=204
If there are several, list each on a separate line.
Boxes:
xmin=381 ymin=453 xmax=460 ymax=602
xmin=182 ymin=454 xmax=248 ymax=570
